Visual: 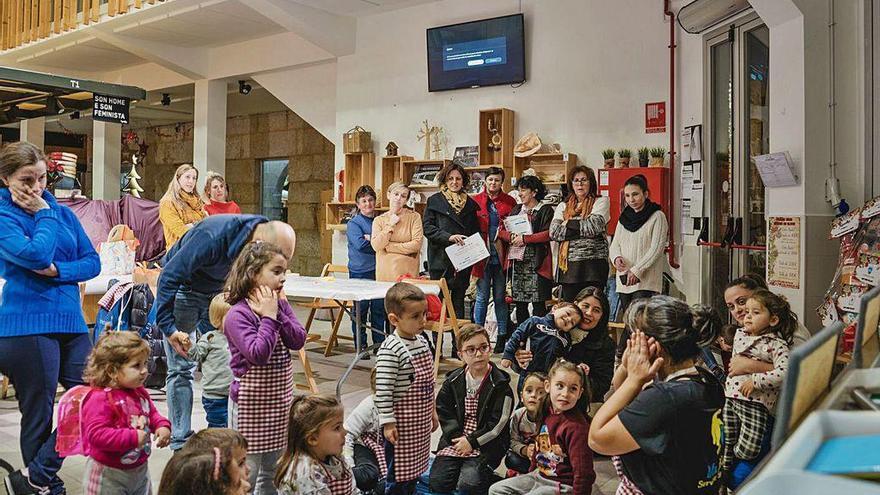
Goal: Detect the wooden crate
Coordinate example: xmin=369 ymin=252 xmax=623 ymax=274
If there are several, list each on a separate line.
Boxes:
xmin=379 ymin=155 xmax=413 ymax=206
xmin=343 ymin=152 xmax=376 ymax=202
xmin=325 ymin=201 xmax=389 ymax=232
xmin=513 ymin=152 xmax=578 ymax=189
xmin=479 ymin=108 xmax=515 ymax=175
xmin=400 ymin=159 xmax=451 ymax=188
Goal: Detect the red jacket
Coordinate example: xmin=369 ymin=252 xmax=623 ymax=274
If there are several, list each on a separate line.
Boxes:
xmin=472 ymin=189 xmax=517 ymax=278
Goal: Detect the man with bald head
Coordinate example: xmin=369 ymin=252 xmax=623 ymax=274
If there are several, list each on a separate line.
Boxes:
xmin=155 ymin=214 xmax=295 ymax=450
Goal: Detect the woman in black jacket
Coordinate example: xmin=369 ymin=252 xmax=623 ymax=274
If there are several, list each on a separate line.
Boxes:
xmin=513 ymin=286 xmax=615 ymax=408
xmin=423 ymin=163 xmax=479 ymax=333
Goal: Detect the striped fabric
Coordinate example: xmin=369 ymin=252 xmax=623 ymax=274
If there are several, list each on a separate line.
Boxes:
xmin=374 ymin=333 xmax=431 ymax=425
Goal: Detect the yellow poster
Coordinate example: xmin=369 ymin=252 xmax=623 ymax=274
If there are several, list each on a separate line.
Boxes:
xmin=768 ymin=216 xmax=800 ymax=289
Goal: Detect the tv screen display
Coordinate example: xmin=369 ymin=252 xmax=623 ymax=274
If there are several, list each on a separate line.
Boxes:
xmin=427 ymin=14 xmax=525 ymax=92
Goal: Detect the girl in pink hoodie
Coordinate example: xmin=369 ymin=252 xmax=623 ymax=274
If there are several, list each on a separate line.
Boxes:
xmin=81 ymin=331 xmax=171 ymax=494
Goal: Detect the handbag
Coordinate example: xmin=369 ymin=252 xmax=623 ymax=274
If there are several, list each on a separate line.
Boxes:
xmin=98 ymin=225 xmax=140 ymax=276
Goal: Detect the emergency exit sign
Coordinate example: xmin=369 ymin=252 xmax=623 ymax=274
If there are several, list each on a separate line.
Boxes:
xmin=646 ymin=102 xmax=666 ymax=133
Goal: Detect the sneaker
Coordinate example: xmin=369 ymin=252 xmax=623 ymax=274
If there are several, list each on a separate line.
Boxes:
xmin=4 ymin=470 xmax=50 ymax=495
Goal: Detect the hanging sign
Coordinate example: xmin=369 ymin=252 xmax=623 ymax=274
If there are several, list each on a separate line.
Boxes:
xmin=767 ymin=216 xmax=801 ymax=289
xmin=92 ymin=93 xmax=130 ymax=124
xmin=645 ymin=101 xmax=666 ymax=134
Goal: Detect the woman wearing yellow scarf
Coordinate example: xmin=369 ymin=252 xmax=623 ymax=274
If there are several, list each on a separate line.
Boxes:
xmin=423 ymin=163 xmax=479 ymax=351
xmin=549 ymin=165 xmax=610 ymax=302
xmin=159 ymin=164 xmax=207 ymax=249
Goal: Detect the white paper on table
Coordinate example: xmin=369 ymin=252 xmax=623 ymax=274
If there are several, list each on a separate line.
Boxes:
xmin=504 ymin=214 xmax=533 ymax=235
xmin=445 ymin=233 xmax=490 ymax=271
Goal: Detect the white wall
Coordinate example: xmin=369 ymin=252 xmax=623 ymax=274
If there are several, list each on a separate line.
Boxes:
xmin=331 ymin=0 xmax=678 ymax=264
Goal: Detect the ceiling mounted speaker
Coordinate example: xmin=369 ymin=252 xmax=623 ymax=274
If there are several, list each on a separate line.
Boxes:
xmin=677 ymin=0 xmax=751 ymax=34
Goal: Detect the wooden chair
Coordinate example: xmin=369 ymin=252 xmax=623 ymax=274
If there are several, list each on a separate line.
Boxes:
xmin=400 ymin=278 xmax=470 ymax=377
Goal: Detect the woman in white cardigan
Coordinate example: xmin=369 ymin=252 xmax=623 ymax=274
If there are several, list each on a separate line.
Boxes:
xmin=609 ymin=174 xmax=668 ymax=357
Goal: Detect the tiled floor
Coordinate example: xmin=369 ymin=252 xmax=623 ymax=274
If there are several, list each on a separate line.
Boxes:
xmin=0 ymin=306 xmax=620 ymax=494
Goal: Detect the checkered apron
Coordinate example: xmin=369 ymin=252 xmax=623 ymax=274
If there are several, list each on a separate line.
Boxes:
xmin=320 ymin=459 xmax=354 ymax=495
xmin=389 ymin=335 xmax=434 ymax=481
xmin=612 ymin=456 xmax=645 ymax=495
xmin=361 ymin=431 xmax=388 ymax=478
xmin=435 ymin=372 xmax=487 ymax=458
xmin=236 ymin=340 xmax=294 ymax=453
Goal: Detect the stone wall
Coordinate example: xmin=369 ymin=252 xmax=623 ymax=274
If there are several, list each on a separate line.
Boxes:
xmin=139 ymin=110 xmax=333 ymax=276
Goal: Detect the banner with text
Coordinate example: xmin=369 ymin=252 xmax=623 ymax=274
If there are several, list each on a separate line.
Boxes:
xmin=93 ymin=94 xmax=130 ymax=124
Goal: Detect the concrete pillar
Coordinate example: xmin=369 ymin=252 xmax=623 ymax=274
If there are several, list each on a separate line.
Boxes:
xmin=193 ymin=79 xmax=227 ymax=178
xmin=92 ymin=120 xmax=121 ymax=200
xmin=20 ymin=117 xmax=45 ymax=149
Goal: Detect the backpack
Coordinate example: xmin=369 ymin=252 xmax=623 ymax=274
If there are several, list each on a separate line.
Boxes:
xmin=55 ymin=385 xmax=97 ymax=457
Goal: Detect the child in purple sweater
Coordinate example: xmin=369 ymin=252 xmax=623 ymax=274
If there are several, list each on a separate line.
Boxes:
xmin=223 ymin=241 xmax=306 ymax=494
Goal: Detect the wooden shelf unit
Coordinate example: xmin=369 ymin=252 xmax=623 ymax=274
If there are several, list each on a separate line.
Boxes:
xmin=400 ymin=159 xmax=451 ymax=187
xmin=325 ymin=201 xmax=389 ymax=232
xmin=513 ymin=152 xmax=578 ymax=188
xmin=379 ymin=155 xmax=413 ymax=206
xmin=479 ymin=108 xmax=515 ymax=181
xmin=343 ymin=152 xmax=376 ymax=202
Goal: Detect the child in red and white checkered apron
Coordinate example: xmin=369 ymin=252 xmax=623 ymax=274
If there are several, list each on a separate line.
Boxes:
xmin=223 ymin=242 xmax=307 ymax=495
xmin=375 ymin=283 xmax=439 ymax=495
xmin=275 ymin=395 xmax=356 ymax=495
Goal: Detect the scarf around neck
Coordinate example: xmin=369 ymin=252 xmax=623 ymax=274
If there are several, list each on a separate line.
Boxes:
xmin=440 ymin=184 xmax=467 ymax=214
xmin=619 ymin=200 xmax=661 ymax=232
xmin=559 ymin=195 xmax=595 ymax=273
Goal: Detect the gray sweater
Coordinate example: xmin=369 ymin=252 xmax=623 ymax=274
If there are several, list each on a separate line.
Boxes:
xmin=187 ymin=330 xmax=233 ymax=400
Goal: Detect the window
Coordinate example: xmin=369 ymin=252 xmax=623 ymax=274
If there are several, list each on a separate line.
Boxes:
xmin=261 ymin=159 xmax=289 ymax=221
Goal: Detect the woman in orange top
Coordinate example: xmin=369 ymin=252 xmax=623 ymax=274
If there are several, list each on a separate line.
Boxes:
xmin=159 ymin=164 xmax=207 ymax=249
xmin=203 ymin=171 xmax=242 ymax=215
xmin=370 ymin=182 xmax=424 ymax=282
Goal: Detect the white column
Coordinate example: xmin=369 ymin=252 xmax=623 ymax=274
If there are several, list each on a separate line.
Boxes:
xmin=20 ymin=117 xmax=45 ymax=149
xmin=92 ymin=120 xmax=121 ymax=200
xmin=193 ymin=79 xmax=227 ymax=178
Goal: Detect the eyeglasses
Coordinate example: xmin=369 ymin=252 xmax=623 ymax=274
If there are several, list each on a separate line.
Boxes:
xmin=572 ymin=178 xmax=590 ymax=184
xmin=461 ymin=343 xmax=491 ymax=356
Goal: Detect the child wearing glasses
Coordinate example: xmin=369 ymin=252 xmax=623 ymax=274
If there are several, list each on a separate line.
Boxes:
xmin=429 ymin=324 xmax=514 ymax=495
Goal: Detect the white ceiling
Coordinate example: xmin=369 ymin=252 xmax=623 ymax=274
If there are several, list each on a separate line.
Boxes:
xmin=293 ymin=0 xmax=437 ymax=17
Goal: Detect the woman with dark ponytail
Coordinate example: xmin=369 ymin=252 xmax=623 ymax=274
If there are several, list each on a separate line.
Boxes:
xmin=589 ymin=296 xmax=725 ymax=495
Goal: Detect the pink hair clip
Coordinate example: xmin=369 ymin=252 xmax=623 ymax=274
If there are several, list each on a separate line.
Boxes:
xmin=213 ymin=447 xmax=221 ymax=480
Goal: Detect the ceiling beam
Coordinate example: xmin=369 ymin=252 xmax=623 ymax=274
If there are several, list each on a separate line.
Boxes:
xmin=90 ymin=24 xmax=209 ymax=80
xmin=242 ymin=0 xmax=356 ymax=57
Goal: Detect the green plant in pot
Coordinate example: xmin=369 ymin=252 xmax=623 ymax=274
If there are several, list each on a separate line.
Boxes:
xmin=637 ymin=147 xmax=650 ymax=167
xmin=602 ymin=149 xmax=616 ymax=169
xmin=618 ymin=149 xmax=632 ymax=168
xmin=649 ymin=147 xmax=666 ymax=167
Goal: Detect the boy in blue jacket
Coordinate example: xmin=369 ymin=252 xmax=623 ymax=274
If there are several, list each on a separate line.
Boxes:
xmin=500 ymin=302 xmax=582 ymax=392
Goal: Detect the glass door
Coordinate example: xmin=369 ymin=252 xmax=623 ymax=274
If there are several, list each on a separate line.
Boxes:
xmin=261 ymin=159 xmax=289 ymax=221
xmin=704 ymin=15 xmax=769 ymax=311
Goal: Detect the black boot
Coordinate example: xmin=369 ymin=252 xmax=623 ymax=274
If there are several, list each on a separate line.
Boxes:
xmin=494 ymin=333 xmax=508 ymax=354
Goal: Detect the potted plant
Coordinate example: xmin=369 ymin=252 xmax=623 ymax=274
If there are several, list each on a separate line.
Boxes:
xmin=602 ymin=149 xmax=616 ymax=169
xmin=637 ymin=147 xmax=650 ymax=167
xmin=649 ymin=147 xmax=666 ymax=167
xmin=618 ymin=149 xmax=632 ymax=168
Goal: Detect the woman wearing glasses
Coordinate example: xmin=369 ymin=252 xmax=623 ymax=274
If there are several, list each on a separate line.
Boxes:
xmin=549 ymin=165 xmax=610 ymax=302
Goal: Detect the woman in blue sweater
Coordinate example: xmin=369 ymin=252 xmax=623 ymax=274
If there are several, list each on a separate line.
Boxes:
xmin=0 ymin=141 xmax=100 ymax=495
xmin=347 ymin=185 xmax=386 ymax=354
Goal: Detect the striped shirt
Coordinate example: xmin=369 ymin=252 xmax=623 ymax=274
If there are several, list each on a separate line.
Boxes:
xmin=375 ymin=332 xmax=431 ymax=425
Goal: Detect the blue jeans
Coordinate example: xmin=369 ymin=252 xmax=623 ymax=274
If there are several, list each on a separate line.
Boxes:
xmin=0 ymin=333 xmax=90 ymax=494
xmin=202 ymin=396 xmax=229 ymax=428
xmin=350 ymin=270 xmax=387 ymax=348
xmin=474 ymin=263 xmax=508 ymax=337
xmin=164 ymin=287 xmax=213 ymax=450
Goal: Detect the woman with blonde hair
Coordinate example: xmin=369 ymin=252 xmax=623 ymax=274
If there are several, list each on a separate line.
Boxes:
xmin=371 ymin=181 xmax=424 ymax=282
xmin=203 ymin=171 xmax=241 ymax=215
xmin=159 ymin=164 xmax=207 ymax=248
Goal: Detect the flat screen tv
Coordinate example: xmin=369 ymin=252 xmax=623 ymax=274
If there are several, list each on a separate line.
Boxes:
xmin=427 ymin=14 xmax=525 ymax=92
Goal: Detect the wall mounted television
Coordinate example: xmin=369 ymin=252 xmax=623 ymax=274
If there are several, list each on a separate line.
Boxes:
xmin=427 ymin=13 xmax=525 ymax=92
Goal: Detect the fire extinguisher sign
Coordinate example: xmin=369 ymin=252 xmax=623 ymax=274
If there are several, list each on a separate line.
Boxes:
xmin=645 ymin=102 xmax=666 ymax=134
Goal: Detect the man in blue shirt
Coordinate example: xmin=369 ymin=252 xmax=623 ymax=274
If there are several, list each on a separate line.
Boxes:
xmin=155 ymin=215 xmax=295 ymax=450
